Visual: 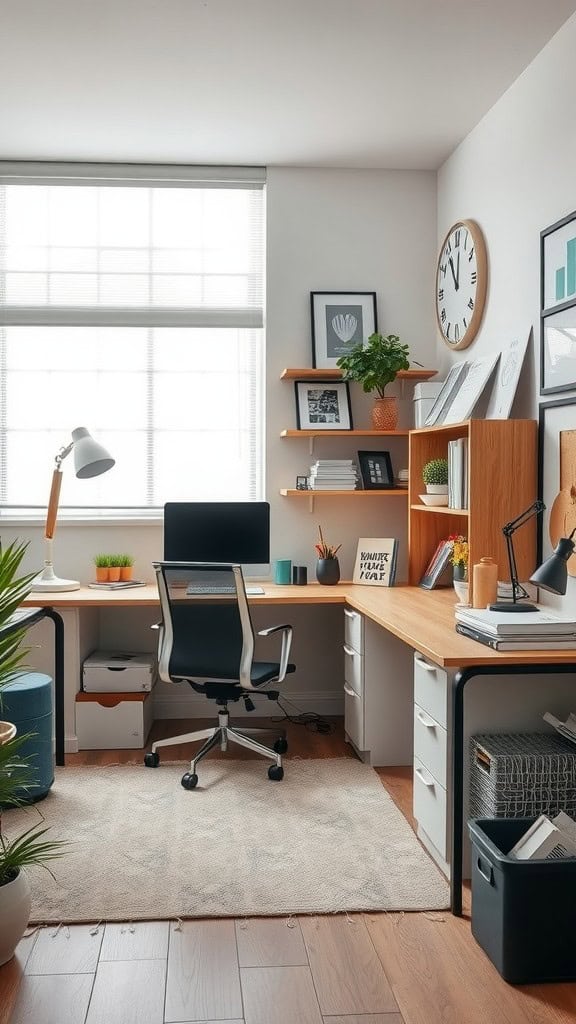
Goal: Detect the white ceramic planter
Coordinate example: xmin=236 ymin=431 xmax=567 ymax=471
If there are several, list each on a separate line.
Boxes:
xmin=0 ymin=868 xmax=31 ymax=965
xmin=425 ymin=483 xmax=448 ymax=494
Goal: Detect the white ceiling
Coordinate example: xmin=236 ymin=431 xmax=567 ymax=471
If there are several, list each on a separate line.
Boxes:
xmin=1 ymin=0 xmax=575 ymax=170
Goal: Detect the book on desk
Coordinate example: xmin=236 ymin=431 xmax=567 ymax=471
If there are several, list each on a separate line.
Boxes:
xmin=455 ymin=607 xmax=576 ymax=650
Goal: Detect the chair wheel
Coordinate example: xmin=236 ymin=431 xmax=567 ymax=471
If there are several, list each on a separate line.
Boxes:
xmin=268 ymin=765 xmax=284 ymax=781
xmin=144 ymin=752 xmax=159 ymax=767
xmin=181 ymin=772 xmax=198 ymax=790
xmin=273 ymin=738 xmax=288 ymax=754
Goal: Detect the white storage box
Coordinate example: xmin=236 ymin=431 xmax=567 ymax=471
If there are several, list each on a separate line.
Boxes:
xmin=76 ymin=692 xmax=153 ymax=749
xmin=83 ymin=650 xmax=156 ymax=692
xmin=413 ymin=382 xmax=443 ymax=427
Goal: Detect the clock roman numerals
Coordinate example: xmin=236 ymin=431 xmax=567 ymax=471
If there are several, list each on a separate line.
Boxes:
xmin=454 ymin=229 xmax=461 ymax=247
xmin=438 ymin=288 xmax=444 ymax=301
xmin=468 ymin=297 xmax=474 ymax=310
xmin=471 ymin=270 xmax=477 ymax=284
xmin=468 ymin=246 xmax=475 ymax=262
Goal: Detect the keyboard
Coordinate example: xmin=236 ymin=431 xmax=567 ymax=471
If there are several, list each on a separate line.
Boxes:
xmin=186 ymin=585 xmax=236 ymax=595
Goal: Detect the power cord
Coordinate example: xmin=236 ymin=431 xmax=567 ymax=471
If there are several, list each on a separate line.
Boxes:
xmin=271 ymin=695 xmax=334 ymax=735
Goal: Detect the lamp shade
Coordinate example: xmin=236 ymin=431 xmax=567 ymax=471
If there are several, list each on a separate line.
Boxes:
xmin=71 ymin=427 xmax=115 ymax=479
xmin=529 ymin=535 xmax=575 ymax=595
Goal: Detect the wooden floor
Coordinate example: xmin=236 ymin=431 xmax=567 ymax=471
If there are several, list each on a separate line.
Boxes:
xmin=2 ymin=717 xmax=575 ymax=1024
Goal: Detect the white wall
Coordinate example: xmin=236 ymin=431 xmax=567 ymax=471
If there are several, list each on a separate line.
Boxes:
xmin=436 ymin=12 xmax=576 ymax=611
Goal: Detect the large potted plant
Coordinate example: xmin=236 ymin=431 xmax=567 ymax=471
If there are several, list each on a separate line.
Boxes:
xmin=336 ymin=332 xmax=410 ymax=429
xmin=0 ymin=540 xmax=67 ymax=965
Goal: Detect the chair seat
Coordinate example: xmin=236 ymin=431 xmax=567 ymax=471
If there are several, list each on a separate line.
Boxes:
xmin=251 ymin=661 xmax=296 ymax=686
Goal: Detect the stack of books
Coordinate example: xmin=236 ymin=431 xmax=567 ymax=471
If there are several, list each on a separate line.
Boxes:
xmin=454 ymin=606 xmax=576 ymax=650
xmin=447 ymin=436 xmax=468 ymax=509
xmin=308 ymin=459 xmax=358 ymax=490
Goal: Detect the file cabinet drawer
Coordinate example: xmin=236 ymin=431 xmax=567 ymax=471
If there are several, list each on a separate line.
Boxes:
xmin=344 ymin=608 xmax=364 ymax=653
xmin=413 ymin=703 xmax=447 ymax=788
xmin=344 ymin=683 xmax=364 ymax=749
xmin=413 ymin=756 xmax=447 ymax=859
xmin=413 ymin=654 xmax=448 ymax=728
xmin=343 ymin=644 xmax=363 ymax=696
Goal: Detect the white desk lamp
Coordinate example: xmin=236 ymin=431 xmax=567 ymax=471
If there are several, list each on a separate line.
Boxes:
xmin=33 ymin=427 xmax=115 ymax=593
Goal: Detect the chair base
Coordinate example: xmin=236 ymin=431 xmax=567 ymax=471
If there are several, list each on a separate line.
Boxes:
xmin=146 ymin=708 xmax=286 ymax=776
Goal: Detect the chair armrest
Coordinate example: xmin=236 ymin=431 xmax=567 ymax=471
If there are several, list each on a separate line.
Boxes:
xmin=151 ymin=622 xmax=162 ymax=630
xmin=258 ymin=624 xmax=293 ymax=682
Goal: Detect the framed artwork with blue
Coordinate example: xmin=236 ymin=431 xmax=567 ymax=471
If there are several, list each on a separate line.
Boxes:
xmin=541 ymin=210 xmax=576 ymax=394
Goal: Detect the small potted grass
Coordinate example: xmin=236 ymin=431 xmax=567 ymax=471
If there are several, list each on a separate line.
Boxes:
xmin=107 ymin=555 xmax=122 ymax=583
xmin=118 ymin=554 xmax=134 ymax=582
xmin=93 ymin=554 xmax=110 ymax=583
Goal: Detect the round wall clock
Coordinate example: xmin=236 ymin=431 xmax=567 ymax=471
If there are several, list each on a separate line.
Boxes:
xmin=435 ymin=219 xmax=488 ymax=350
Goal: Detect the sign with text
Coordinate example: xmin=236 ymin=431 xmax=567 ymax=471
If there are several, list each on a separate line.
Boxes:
xmin=353 ymin=538 xmax=398 ymax=587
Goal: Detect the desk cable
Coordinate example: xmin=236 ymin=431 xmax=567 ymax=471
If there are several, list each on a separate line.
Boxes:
xmin=271 ymin=695 xmax=334 ymax=735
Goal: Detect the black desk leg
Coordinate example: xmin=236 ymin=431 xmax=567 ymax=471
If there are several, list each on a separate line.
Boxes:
xmin=44 ymin=608 xmax=65 ymax=767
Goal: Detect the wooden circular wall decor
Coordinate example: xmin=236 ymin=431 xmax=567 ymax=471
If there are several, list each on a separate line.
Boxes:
xmin=548 ymin=427 xmax=576 ymax=576
xmin=435 ymin=219 xmax=488 ymax=350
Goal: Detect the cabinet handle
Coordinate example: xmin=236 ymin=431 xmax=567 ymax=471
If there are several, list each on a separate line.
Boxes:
xmin=414 ymin=765 xmax=435 ymax=787
xmin=343 ymin=684 xmax=359 ymax=698
xmin=344 ymin=609 xmax=358 ymax=619
xmin=414 ymin=655 xmax=436 ymax=672
xmin=416 ymin=709 xmax=436 ymax=729
xmin=343 ymin=644 xmax=357 ymax=657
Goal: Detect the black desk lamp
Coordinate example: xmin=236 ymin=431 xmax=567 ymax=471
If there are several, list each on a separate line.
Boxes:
xmin=530 ymin=528 xmax=576 ymax=595
xmin=489 ymin=500 xmax=545 ymax=612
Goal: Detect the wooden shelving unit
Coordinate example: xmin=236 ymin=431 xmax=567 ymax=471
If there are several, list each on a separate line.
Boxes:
xmin=280 ymin=368 xmax=438 ymax=381
xmin=408 ymin=419 xmax=538 ymax=603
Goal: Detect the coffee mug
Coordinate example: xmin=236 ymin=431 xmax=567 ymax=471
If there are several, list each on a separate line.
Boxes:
xmin=293 ymin=565 xmax=308 ymax=585
xmin=274 ymin=559 xmax=292 ymax=585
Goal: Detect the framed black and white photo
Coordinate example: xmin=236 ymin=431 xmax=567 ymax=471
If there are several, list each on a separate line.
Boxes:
xmin=294 ymin=380 xmax=353 ymax=430
xmin=296 ymin=475 xmax=309 ymax=490
xmin=540 ymin=306 xmax=576 ymax=394
xmin=310 ymin=291 xmax=377 ymax=369
xmin=537 ymin=398 xmax=576 ymax=575
xmin=357 ymin=450 xmax=394 ymax=490
xmin=541 ymin=210 xmax=576 ymax=315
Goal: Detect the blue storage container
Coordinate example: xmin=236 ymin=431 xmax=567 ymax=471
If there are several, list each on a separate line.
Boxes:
xmin=2 ymin=672 xmax=54 ymax=801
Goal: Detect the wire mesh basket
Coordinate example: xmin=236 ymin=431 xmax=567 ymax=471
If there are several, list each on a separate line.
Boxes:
xmin=470 ymin=733 xmax=576 ymax=819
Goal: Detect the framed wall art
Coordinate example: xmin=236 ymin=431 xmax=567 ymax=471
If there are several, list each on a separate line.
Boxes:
xmin=540 ymin=306 xmax=576 ymax=395
xmin=357 ymin=450 xmax=394 ymax=490
xmin=310 ymin=291 xmax=377 ymax=369
xmin=541 ymin=210 xmax=576 ymax=315
xmin=537 ymin=397 xmax=576 ymax=575
xmin=294 ymin=380 xmax=353 ymax=430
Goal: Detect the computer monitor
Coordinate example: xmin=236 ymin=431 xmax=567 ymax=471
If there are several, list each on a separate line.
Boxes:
xmin=163 ymin=501 xmax=270 ymax=576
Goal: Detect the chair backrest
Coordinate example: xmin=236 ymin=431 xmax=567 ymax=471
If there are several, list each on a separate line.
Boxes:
xmin=153 ymin=561 xmax=255 ymax=688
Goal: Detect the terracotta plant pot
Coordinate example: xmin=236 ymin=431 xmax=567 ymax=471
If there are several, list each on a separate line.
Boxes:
xmin=119 ymin=567 xmax=133 ymax=582
xmin=95 ymin=567 xmax=109 ymax=583
xmin=108 ymin=567 xmax=121 ymax=582
xmin=372 ymin=397 xmax=398 ymax=430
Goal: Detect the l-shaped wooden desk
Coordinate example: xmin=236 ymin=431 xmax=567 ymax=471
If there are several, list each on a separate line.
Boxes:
xmin=24 ymin=582 xmax=576 ymax=916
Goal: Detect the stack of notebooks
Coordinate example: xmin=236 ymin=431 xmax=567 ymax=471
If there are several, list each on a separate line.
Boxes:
xmin=455 ymin=606 xmax=576 ymax=650
xmin=308 ymin=459 xmax=358 ymax=490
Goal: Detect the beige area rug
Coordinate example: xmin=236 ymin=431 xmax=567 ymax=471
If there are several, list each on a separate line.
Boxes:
xmin=5 ymin=759 xmax=449 ymax=923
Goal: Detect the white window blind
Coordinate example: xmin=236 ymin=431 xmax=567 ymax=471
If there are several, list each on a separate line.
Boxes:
xmin=0 ymin=164 xmax=265 ymax=517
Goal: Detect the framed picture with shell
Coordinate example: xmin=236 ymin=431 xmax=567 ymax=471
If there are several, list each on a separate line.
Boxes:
xmin=538 ymin=397 xmax=576 ymax=574
xmin=310 ymin=291 xmax=377 ymax=369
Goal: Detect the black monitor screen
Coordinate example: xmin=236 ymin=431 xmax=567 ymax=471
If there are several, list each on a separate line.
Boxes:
xmin=163 ymin=502 xmax=270 ymax=567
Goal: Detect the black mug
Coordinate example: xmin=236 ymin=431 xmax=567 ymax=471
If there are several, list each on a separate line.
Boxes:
xmin=292 ymin=565 xmax=308 ymax=585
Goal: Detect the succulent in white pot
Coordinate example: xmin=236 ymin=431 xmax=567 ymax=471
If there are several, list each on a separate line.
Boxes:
xmin=422 ymin=458 xmax=449 ymax=494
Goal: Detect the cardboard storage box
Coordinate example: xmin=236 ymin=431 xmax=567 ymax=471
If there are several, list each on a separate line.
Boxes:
xmin=75 ymin=691 xmax=153 ymax=749
xmin=413 ymin=381 xmax=443 ymax=427
xmin=83 ymin=650 xmax=156 ymax=692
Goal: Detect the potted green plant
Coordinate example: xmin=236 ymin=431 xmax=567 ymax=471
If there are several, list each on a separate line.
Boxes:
xmin=118 ymin=554 xmax=135 ymax=582
xmin=107 ymin=554 xmax=122 ymax=583
xmin=421 ymin=458 xmax=449 ymax=506
xmin=93 ymin=553 xmax=110 ymax=583
xmin=336 ymin=332 xmax=410 ymax=429
xmin=0 ymin=541 xmax=67 ymax=965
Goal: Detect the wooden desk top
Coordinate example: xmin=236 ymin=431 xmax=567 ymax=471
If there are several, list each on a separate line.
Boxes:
xmin=23 ymin=584 xmax=576 ymax=670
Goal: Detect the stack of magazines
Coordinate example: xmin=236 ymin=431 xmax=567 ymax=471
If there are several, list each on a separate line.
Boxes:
xmin=308 ymin=459 xmax=358 ymax=490
xmin=454 ymin=606 xmax=576 ymax=650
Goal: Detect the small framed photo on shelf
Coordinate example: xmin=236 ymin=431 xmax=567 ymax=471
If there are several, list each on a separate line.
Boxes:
xmin=294 ymin=380 xmax=353 ymax=430
xmin=296 ymin=475 xmax=309 ymax=490
xmin=310 ymin=291 xmax=377 ymax=369
xmin=357 ymin=450 xmax=394 ymax=490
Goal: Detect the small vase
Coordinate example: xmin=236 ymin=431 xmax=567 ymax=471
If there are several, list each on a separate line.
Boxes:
xmin=372 ymin=397 xmax=398 ymax=430
xmin=452 ymin=565 xmax=469 ymax=605
xmin=316 ymin=558 xmax=340 ymax=585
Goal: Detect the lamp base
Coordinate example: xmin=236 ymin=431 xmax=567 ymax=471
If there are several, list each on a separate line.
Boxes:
xmin=489 ymin=601 xmax=539 ymax=613
xmin=32 ymin=564 xmax=80 ymax=593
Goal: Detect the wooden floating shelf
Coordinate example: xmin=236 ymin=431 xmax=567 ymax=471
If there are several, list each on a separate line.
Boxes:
xmin=281 ymin=489 xmax=409 ymax=498
xmin=281 ymin=429 xmax=409 ymax=438
xmin=281 ymin=368 xmax=438 ymax=381
xmin=410 ymin=504 xmax=470 ymax=516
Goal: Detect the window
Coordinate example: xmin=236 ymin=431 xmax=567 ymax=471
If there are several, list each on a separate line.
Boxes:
xmin=0 ymin=163 xmax=265 ymax=518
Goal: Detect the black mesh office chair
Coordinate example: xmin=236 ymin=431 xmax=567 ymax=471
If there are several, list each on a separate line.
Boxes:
xmin=144 ymin=562 xmax=295 ymax=788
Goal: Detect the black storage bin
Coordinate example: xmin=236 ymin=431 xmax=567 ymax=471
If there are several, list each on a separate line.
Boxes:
xmin=469 ymin=817 xmax=576 ymax=984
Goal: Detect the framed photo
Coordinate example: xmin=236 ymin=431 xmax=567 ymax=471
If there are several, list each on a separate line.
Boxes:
xmin=310 ymin=291 xmax=377 ymax=369
xmin=540 ymin=306 xmax=576 ymax=395
xmin=541 ymin=210 xmax=576 ymax=315
xmin=357 ymin=450 xmax=394 ymax=490
xmin=294 ymin=380 xmax=353 ymax=430
xmin=537 ymin=398 xmax=576 ymax=578
xmin=296 ymin=476 xmax=309 ymax=490
xmin=353 ymin=538 xmax=398 ymax=587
